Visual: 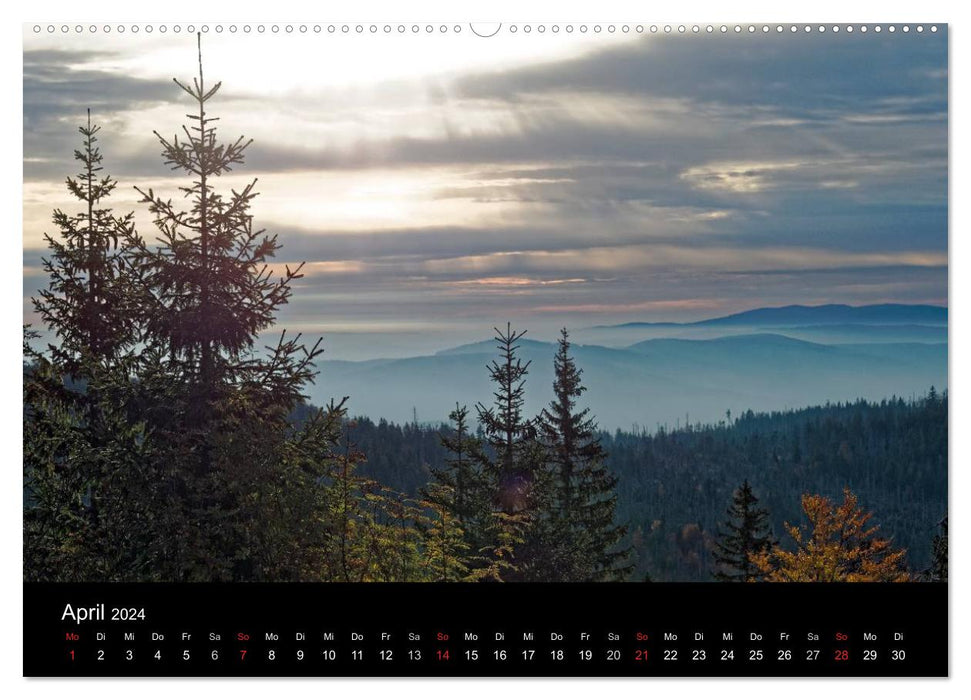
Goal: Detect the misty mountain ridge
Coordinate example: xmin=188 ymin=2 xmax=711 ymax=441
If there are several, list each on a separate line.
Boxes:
xmin=314 ymin=329 xmax=947 ymax=432
xmin=435 ymin=337 xmax=555 ymax=357
xmin=592 ymin=303 xmax=947 ymax=329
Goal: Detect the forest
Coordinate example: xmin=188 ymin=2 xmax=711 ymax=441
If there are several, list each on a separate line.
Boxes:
xmin=23 ymin=41 xmax=948 ymax=585
xmin=342 ymin=392 xmax=947 ymax=581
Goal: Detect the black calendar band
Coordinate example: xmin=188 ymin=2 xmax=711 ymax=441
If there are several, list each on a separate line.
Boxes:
xmin=24 ymin=582 xmax=947 ymax=677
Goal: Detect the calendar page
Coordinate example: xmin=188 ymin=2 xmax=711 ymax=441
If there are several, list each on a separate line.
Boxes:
xmin=22 ymin=21 xmax=948 ymax=677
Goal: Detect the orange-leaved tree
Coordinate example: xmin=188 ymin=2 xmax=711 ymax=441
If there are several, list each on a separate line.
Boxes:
xmin=751 ymin=488 xmax=909 ymax=582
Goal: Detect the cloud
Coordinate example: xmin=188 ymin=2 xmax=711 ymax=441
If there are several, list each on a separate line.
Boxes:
xmin=22 ymin=31 xmax=948 ymax=358
xmin=451 ymin=33 xmax=947 ymax=115
xmin=23 ymin=48 xmax=179 ymax=181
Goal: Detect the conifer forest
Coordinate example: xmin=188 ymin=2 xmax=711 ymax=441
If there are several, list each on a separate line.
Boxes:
xmin=23 ymin=40 xmax=948 ymax=584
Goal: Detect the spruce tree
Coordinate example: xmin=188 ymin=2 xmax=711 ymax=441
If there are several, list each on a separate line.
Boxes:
xmin=24 ymin=113 xmax=148 ymax=581
xmin=712 ymin=480 xmax=776 ymax=582
xmin=476 ymin=323 xmax=534 ymax=501
xmin=536 ymin=329 xmax=631 ymax=581
xmin=26 ymin=35 xmax=467 ymax=585
xmin=134 ymin=35 xmax=315 ymax=400
xmin=424 ymin=404 xmax=492 ymax=569
xmin=421 ymin=482 xmax=473 ymax=582
xmin=433 ymin=405 xmax=486 ymax=524
xmin=310 ymin=415 xmax=429 ymax=582
xmin=33 ymin=110 xmax=140 ymax=373
xmin=473 ymin=323 xmax=537 ymax=579
xmin=130 ymin=35 xmax=326 ymax=580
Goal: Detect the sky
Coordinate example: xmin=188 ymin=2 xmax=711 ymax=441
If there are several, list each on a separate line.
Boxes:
xmin=23 ymin=25 xmax=948 ymax=359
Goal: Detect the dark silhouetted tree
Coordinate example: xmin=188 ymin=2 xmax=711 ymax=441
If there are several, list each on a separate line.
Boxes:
xmin=433 ymin=405 xmax=486 ymax=526
xmin=423 ymin=404 xmax=493 ymax=570
xmin=536 ymin=328 xmax=631 ymax=581
xmin=474 ymin=323 xmax=538 ymax=579
xmin=130 ymin=35 xmax=327 ymax=580
xmin=24 ymin=113 xmax=148 ymax=581
xmin=33 ymin=110 xmax=139 ymax=372
xmin=476 ymin=324 xmax=534 ymax=501
xmin=712 ymin=480 xmax=776 ymax=582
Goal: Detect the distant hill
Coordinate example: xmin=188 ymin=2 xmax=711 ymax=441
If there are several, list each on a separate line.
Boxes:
xmin=435 ymin=337 xmax=554 ymax=356
xmin=773 ymin=324 xmax=947 ymax=344
xmin=313 ymin=332 xmax=947 ymax=431
xmin=594 ymin=303 xmax=947 ymax=329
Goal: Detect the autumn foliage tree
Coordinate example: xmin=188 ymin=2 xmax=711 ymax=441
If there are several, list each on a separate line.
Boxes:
xmin=752 ymin=488 xmax=910 ymax=582
xmin=315 ymin=418 xmax=431 ymax=582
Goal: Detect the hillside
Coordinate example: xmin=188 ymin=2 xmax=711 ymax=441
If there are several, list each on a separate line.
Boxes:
xmin=313 ymin=333 xmax=946 ymax=431
xmin=593 ymin=303 xmax=947 ymax=329
xmin=344 ymin=392 xmax=947 ymax=582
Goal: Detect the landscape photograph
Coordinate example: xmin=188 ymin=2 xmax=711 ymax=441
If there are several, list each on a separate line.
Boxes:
xmin=23 ymin=26 xmax=947 ymax=584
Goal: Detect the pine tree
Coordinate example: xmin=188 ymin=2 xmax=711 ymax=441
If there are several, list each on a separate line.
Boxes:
xmin=752 ymin=489 xmax=910 ymax=582
xmin=536 ymin=328 xmax=631 ymax=581
xmin=712 ymin=480 xmax=776 ymax=582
